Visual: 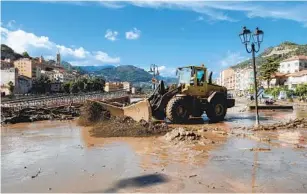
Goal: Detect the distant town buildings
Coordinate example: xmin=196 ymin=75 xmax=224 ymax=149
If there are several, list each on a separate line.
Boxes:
xmin=105 ymin=81 xmax=131 ymax=92
xmin=217 ymin=55 xmax=307 ymax=95
xmin=1 ymin=59 xmax=14 ymax=69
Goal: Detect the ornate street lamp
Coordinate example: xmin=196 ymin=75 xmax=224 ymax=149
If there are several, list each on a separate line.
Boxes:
xmin=239 ymin=26 xmax=264 ymax=127
xmin=148 ymin=64 xmax=159 ymax=91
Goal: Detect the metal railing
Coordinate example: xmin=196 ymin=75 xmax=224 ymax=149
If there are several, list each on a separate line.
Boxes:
xmin=1 ymin=90 xmax=127 ymax=111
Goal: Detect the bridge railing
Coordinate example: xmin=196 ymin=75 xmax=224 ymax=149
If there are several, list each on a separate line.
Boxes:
xmin=1 ymin=90 xmax=127 ymax=111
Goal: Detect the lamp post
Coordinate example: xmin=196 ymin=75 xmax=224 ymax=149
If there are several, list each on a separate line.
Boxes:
xmin=148 ymin=64 xmax=160 ymax=91
xmin=239 ymin=26 xmax=264 ymax=127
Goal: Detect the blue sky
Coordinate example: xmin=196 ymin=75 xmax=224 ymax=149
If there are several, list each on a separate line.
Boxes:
xmin=1 ymin=1 xmax=307 ymax=77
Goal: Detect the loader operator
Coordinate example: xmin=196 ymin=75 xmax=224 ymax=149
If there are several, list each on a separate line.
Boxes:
xmin=197 ymin=70 xmax=205 ymax=86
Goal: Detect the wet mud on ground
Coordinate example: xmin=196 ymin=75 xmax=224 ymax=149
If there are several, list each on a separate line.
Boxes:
xmin=1 ymin=100 xmax=307 ymax=193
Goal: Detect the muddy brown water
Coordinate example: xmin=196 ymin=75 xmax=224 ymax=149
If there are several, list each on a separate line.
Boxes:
xmin=1 ymin=108 xmax=307 ymax=192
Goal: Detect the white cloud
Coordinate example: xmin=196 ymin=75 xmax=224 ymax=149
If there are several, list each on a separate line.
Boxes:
xmin=157 ymin=65 xmax=177 ymax=77
xmin=98 ymin=1 xmax=307 ymax=26
xmin=95 ymin=51 xmax=120 ymax=63
xmin=7 ymin=20 xmax=16 ymax=29
xmin=218 ymin=51 xmax=247 ymax=67
xmin=99 ymin=1 xmax=125 ymax=9
xmin=125 ymin=28 xmax=141 ymax=40
xmin=1 ymin=28 xmax=53 ymax=53
xmin=56 ymin=45 xmax=89 ymax=59
xmin=0 ymin=26 xmax=120 ymax=66
xmin=104 ymin=29 xmax=118 ymax=41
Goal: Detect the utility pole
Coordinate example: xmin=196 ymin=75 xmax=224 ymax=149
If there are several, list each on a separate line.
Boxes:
xmin=148 ymin=64 xmax=159 ymax=91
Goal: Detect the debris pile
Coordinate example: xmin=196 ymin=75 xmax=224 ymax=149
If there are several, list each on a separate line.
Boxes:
xmin=163 ymin=127 xmax=201 ymax=143
xmin=252 ymin=118 xmax=307 ymax=131
xmin=1 ymin=105 xmax=81 ymax=124
xmin=79 ymin=101 xmax=169 ymax=137
xmin=77 ymin=101 xmax=110 ymax=126
xmin=90 ymin=116 xmax=169 ymax=137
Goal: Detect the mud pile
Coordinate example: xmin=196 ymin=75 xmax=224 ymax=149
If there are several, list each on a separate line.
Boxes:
xmin=79 ymin=101 xmax=169 ymax=137
xmin=77 ymin=101 xmax=111 ymax=126
xmin=252 ymin=118 xmax=307 ymax=131
xmin=164 ymin=127 xmax=201 ymax=142
xmin=90 ymin=116 xmax=169 ymax=137
xmin=1 ymin=106 xmax=80 ymax=124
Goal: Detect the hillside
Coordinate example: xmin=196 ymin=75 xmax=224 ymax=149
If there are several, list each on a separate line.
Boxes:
xmin=78 ymin=65 xmax=177 ymax=84
xmin=76 ymin=65 xmax=115 ymax=74
xmin=232 ymin=42 xmax=307 ymax=69
xmin=1 ymin=44 xmax=23 ymax=61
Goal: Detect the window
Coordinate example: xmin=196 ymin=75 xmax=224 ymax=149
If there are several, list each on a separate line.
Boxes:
xmin=288 ymin=63 xmax=290 ymax=67
xmin=295 ymin=62 xmax=299 ymax=66
xmin=305 ymin=63 xmax=307 ymax=68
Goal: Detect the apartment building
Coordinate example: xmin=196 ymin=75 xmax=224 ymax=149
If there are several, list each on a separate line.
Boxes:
xmin=220 ymin=68 xmax=235 ymax=90
xmin=234 ymin=67 xmax=254 ymax=92
xmin=279 ymin=55 xmax=307 ymax=74
xmin=14 ymin=58 xmax=41 ymax=79
xmin=0 ymin=67 xmax=19 ymax=95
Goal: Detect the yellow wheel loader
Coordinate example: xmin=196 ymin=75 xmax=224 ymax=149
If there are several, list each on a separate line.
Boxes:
xmin=96 ymin=65 xmax=235 ymax=124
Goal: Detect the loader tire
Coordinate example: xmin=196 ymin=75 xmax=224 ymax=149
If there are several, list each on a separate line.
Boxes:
xmin=206 ymin=96 xmax=227 ymax=123
xmin=166 ymin=97 xmax=190 ymax=124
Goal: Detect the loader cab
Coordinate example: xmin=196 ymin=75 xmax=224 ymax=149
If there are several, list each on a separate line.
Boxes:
xmin=177 ymin=65 xmax=209 ymax=86
xmin=176 ymin=65 xmax=212 ymax=96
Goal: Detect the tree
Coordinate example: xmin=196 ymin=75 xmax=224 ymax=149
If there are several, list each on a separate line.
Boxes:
xmin=76 ymin=80 xmax=85 ymax=92
xmin=22 ymin=51 xmax=30 ymax=58
xmin=259 ymin=57 xmax=280 ymax=88
xmin=62 ymin=82 xmax=71 ymax=93
xmin=8 ymin=81 xmax=15 ymax=95
xmin=92 ymin=78 xmax=105 ymax=91
xmin=32 ymin=75 xmax=51 ymax=94
xmin=70 ymin=82 xmax=79 ymax=93
xmin=296 ymin=84 xmax=307 ymax=97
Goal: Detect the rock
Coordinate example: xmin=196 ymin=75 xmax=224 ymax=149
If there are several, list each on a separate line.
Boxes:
xmin=250 ymin=148 xmax=271 ymax=152
xmin=164 ymin=128 xmax=200 ymax=142
xmin=189 ymin=175 xmax=197 ymax=178
xmin=48 ymin=188 xmax=52 ymax=191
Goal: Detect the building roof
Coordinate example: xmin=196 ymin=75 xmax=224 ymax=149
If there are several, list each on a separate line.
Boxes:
xmin=271 ymin=72 xmax=288 ymax=78
xmin=287 ymin=70 xmax=307 ymax=77
xmin=281 ymin=55 xmax=307 ymax=63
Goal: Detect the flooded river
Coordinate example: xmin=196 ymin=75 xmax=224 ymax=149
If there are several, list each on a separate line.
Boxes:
xmin=1 ymin=108 xmax=307 ymax=192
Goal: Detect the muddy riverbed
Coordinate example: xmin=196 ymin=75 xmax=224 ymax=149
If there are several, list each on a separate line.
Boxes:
xmin=1 ymin=106 xmax=307 ymax=192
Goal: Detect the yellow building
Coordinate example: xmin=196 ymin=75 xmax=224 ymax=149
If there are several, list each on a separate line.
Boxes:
xmin=220 ymin=68 xmax=235 ymax=90
xmin=14 ymin=58 xmax=41 ymax=79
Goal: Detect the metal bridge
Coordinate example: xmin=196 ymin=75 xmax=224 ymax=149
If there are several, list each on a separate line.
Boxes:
xmin=1 ymin=90 xmax=128 ymax=111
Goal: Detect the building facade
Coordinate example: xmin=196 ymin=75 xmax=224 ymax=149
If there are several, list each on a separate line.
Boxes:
xmin=17 ymin=75 xmax=32 ymax=94
xmin=279 ymin=55 xmax=307 ymax=74
xmin=1 ymin=59 xmax=14 ymax=69
xmin=284 ymin=70 xmax=307 ymax=89
xmin=0 ymin=67 xmax=19 ymax=95
xmin=220 ymin=68 xmax=235 ymax=90
xmin=234 ymin=67 xmax=254 ymax=92
xmin=14 ymin=58 xmax=41 ymax=79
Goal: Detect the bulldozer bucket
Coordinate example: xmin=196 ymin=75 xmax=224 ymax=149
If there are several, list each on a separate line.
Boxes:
xmin=95 ymin=97 xmax=152 ymax=122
